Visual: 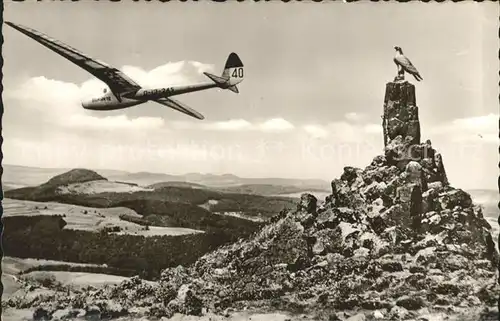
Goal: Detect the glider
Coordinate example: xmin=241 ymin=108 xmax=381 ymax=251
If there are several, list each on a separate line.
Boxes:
xmin=393 ymin=46 xmax=423 ymax=82
xmin=5 ymin=21 xmax=245 ymax=120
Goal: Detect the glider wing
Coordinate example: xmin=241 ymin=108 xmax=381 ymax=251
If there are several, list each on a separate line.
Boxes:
xmin=5 ymin=21 xmax=142 ymax=96
xmin=154 ymin=97 xmax=205 ymax=120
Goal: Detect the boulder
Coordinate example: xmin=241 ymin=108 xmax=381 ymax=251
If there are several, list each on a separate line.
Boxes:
xmin=317 ymin=207 xmax=362 ymax=228
xmin=346 ymin=313 xmax=367 ymax=321
xmin=297 ymin=193 xmax=318 ymax=215
xmin=341 ymin=166 xmax=361 ymax=184
xmin=166 ymin=284 xmax=203 ymax=317
xmin=405 ymin=161 xmax=423 ymax=185
xmin=33 ymin=307 xmax=51 ymax=321
xmin=396 ymin=296 xmax=426 ymax=310
xmin=84 ymin=305 xmax=101 ymax=319
xmin=437 ymin=189 xmax=473 ymax=210
xmin=380 ymin=261 xmax=403 ymax=272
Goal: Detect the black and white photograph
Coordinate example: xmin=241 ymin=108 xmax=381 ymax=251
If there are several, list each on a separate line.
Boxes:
xmin=1 ymin=1 xmax=498 ymax=321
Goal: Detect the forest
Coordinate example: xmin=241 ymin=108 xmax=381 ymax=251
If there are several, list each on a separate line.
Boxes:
xmin=2 ymin=215 xmax=254 ymax=280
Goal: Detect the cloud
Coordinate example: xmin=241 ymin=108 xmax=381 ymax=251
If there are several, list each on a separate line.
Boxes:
xmin=302 ymin=121 xmax=382 ymax=142
xmin=189 ymin=61 xmax=215 ymax=74
xmin=7 ymin=76 xmax=163 ymax=131
xmin=122 ymin=61 xmax=214 ymax=89
xmin=172 ymin=117 xmax=295 ymax=133
xmin=202 ymin=119 xmax=253 ymax=131
xmin=67 ymin=114 xmax=165 ymax=130
xmin=344 ymin=112 xmax=365 ymax=122
xmin=303 ymin=125 xmax=329 ymax=138
xmin=300 ymin=113 xmax=496 ymax=145
xmin=6 ymin=60 xmax=214 ymax=131
xmin=428 ymin=113 xmax=498 ymax=144
xmin=452 ymin=113 xmax=497 ymax=130
xmin=259 ymin=118 xmax=295 ymax=132
xmin=9 ymin=76 xmax=81 ymax=106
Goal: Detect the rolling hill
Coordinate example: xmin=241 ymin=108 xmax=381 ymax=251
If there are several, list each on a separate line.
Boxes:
xmin=2 ymin=164 xmax=330 ymax=190
xmin=2 ymin=167 xmax=305 ymax=279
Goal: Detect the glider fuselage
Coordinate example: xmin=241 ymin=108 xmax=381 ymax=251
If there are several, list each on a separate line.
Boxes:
xmin=81 ymin=82 xmax=220 ymax=111
xmin=81 ymin=90 xmax=143 ymax=111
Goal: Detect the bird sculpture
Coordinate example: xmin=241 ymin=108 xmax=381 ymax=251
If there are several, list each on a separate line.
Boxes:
xmin=393 ymin=46 xmax=423 ymax=82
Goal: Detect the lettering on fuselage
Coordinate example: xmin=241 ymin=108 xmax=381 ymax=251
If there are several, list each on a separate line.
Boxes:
xmin=91 ymin=96 xmax=112 ymax=103
xmin=142 ymin=87 xmax=173 ymax=96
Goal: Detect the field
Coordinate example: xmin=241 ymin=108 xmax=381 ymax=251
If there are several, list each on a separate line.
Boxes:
xmin=2 ymin=198 xmax=203 ymax=236
xmin=1 ymin=256 xmax=114 ymax=301
xmin=2 ymin=256 xmax=107 ymax=274
xmin=22 ymin=271 xmax=130 ymax=289
xmin=58 ymin=180 xmax=154 ymax=194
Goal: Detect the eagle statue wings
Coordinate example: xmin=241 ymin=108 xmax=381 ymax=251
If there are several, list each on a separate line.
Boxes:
xmin=393 ymin=46 xmax=423 ymax=82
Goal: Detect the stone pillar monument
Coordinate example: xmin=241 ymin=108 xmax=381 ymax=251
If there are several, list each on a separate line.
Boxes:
xmin=382 ymin=81 xmax=421 ymax=170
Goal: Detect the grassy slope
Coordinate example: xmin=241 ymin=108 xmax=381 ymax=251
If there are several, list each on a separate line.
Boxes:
xmin=3 ymin=198 xmax=202 ymax=236
xmin=3 ymin=169 xmax=291 ymax=279
xmin=4 ymin=182 xmax=297 ymax=220
xmin=2 ymin=256 xmax=114 ymax=301
xmin=2 ymin=168 xmax=304 ymax=281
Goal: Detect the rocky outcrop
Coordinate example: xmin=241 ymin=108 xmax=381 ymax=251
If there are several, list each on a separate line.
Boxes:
xmin=4 ymin=81 xmax=499 ymax=320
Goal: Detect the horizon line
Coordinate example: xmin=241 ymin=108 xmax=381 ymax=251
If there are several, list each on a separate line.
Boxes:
xmin=1 ymin=162 xmax=331 ymax=184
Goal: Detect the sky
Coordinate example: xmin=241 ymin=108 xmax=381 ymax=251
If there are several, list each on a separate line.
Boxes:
xmin=2 ymin=1 xmax=499 ymax=190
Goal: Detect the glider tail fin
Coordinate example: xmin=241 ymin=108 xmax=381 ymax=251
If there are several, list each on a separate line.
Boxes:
xmin=203 ymin=52 xmax=244 ymax=93
xmin=221 ymin=52 xmax=244 ymax=86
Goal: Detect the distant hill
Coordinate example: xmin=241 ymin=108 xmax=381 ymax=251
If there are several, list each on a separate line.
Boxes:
xmin=44 ymin=168 xmax=107 ymax=186
xmin=105 ymin=171 xmax=180 ymax=186
xmin=103 ymin=170 xmax=330 ymax=190
xmin=5 ymin=168 xmax=298 ymax=229
xmin=3 ymin=164 xmax=330 ymax=191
